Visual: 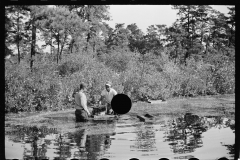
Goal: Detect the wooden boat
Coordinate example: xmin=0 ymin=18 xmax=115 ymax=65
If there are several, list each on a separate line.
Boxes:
xmin=90 ymin=115 xmax=118 ymax=121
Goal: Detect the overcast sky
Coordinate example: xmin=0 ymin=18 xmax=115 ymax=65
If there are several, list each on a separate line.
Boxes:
xmin=105 ymin=5 xmax=234 ymax=33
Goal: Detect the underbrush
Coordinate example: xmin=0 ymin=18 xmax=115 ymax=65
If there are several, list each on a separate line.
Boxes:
xmin=5 ymin=49 xmax=235 ymax=113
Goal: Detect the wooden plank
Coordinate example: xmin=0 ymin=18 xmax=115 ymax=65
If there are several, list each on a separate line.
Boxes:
xmin=149 ymin=100 xmax=167 ymax=104
xmin=136 ymin=114 xmax=157 ymax=123
xmin=136 ymin=115 xmax=146 ymax=122
xmin=93 ymin=115 xmax=115 ymax=118
xmin=144 ymin=113 xmax=154 ymax=118
xmin=91 ymin=115 xmax=116 ymax=121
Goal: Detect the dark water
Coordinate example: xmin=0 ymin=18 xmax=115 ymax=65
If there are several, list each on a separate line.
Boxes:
xmin=5 ymin=113 xmax=235 ymax=160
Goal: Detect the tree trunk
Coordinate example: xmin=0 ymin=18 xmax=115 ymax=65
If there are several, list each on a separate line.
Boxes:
xmin=57 ymin=32 xmax=60 ymax=64
xmin=185 ymin=7 xmax=190 ymax=63
xmin=85 ymin=32 xmax=90 ymax=52
xmin=205 ymin=38 xmax=208 ymax=55
xmin=191 ymin=16 xmax=194 ymax=53
xmin=59 ymin=33 xmax=68 ymax=61
xmin=17 ymin=10 xmax=21 ymax=64
xmin=50 ymin=30 xmax=53 ymax=55
xmin=86 ymin=33 xmax=90 ymax=51
xmin=228 ymin=24 xmax=233 ymax=47
xmin=30 ymin=18 xmax=36 ymax=72
xmin=200 ymin=15 xmax=203 ymax=45
xmin=68 ymin=39 xmax=75 ymax=53
xmin=17 ymin=43 xmax=20 ymax=64
xmin=138 ymin=54 xmax=145 ymax=91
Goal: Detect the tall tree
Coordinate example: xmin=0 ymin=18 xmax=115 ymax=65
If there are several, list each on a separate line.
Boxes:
xmin=5 ymin=6 xmax=15 ymax=57
xmin=208 ymin=10 xmax=229 ymax=54
xmin=5 ymin=6 xmax=29 ymax=63
xmin=20 ymin=5 xmax=49 ymax=71
xmin=172 ymin=5 xmax=198 ymax=62
xmin=226 ymin=6 xmax=235 ymax=48
xmin=144 ymin=25 xmax=165 ymax=55
xmin=38 ymin=6 xmax=86 ymax=63
xmin=106 ymin=23 xmax=130 ymax=52
xmin=64 ymin=5 xmax=110 ymax=54
xmin=165 ymin=22 xmax=188 ymax=63
xmin=127 ymin=23 xmax=145 ymax=54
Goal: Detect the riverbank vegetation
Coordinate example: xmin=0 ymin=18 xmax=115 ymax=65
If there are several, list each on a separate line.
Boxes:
xmin=5 ymin=5 xmax=235 ymax=113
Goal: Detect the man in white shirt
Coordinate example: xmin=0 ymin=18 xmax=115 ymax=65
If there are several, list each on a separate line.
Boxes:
xmin=74 ymin=83 xmax=92 ymax=122
xmin=98 ymin=81 xmax=117 ymax=115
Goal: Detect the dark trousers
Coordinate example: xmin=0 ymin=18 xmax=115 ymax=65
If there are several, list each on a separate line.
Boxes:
xmin=75 ymin=109 xmax=88 ymax=122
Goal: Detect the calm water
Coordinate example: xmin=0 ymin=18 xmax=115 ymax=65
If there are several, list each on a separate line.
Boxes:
xmin=5 ymin=113 xmax=235 ymax=160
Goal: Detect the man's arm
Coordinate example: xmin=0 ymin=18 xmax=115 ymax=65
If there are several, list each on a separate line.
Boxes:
xmin=113 ymin=89 xmax=118 ymax=96
xmin=81 ymin=94 xmax=91 ymax=115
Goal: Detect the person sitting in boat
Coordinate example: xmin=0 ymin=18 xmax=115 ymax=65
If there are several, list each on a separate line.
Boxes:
xmin=98 ymin=81 xmax=117 ymax=115
xmin=74 ymin=83 xmax=92 ymax=122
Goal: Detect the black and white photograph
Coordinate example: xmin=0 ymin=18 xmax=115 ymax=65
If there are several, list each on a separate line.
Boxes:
xmin=5 ymin=5 xmax=235 ymax=160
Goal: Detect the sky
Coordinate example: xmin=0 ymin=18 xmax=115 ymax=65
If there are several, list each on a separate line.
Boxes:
xmin=105 ymin=5 xmax=233 ymax=33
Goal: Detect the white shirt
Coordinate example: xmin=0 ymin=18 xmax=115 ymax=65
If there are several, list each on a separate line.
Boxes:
xmin=75 ymin=91 xmax=87 ymax=110
xmin=101 ymin=88 xmax=117 ymax=104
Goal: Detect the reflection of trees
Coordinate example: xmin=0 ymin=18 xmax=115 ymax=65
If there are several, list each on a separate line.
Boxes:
xmin=6 ymin=121 xmax=116 ymax=160
xmin=222 ymin=144 xmax=235 ymax=158
xmin=23 ymin=126 xmax=53 ymax=160
xmin=131 ymin=124 xmax=157 ymax=152
xmin=73 ymin=129 xmax=113 ymax=160
xmin=5 ymin=125 xmax=50 ymax=160
xmin=164 ymin=113 xmax=235 ymax=155
xmin=86 ymin=134 xmax=112 ymax=160
xmin=201 ymin=116 xmax=235 ymax=131
xmin=54 ymin=133 xmax=72 ymax=159
xmin=164 ymin=113 xmax=204 ymax=154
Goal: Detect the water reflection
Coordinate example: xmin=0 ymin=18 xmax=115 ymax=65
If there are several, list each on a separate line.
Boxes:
xmin=164 ymin=113 xmax=205 ymax=154
xmin=222 ymin=144 xmax=235 ymax=158
xmin=131 ymin=124 xmax=157 ymax=152
xmin=6 ymin=125 xmax=57 ymax=160
xmin=163 ymin=113 xmax=235 ymax=157
xmin=6 ymin=122 xmax=115 ymax=160
xmin=5 ymin=113 xmax=235 ymax=160
xmin=72 ymin=129 xmax=113 ymax=160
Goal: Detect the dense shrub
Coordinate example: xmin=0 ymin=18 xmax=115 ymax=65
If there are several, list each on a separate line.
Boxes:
xmin=5 ymin=56 xmax=62 ymax=113
xmin=57 ymin=61 xmax=83 ymax=76
xmin=5 ymin=48 xmax=235 ymax=113
xmin=99 ymin=50 xmax=133 ymax=73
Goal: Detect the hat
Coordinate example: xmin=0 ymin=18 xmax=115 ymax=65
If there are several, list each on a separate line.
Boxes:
xmin=105 ymin=81 xmax=112 ymax=86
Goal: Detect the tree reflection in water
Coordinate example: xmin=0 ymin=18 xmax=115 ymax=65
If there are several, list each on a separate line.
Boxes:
xmin=131 ymin=123 xmax=157 ymax=152
xmin=6 ymin=123 xmax=114 ymax=160
xmin=73 ymin=128 xmax=113 ymax=160
xmin=164 ymin=114 xmax=200 ymax=154
xmin=10 ymin=125 xmax=52 ymax=160
xmin=5 ymin=113 xmax=235 ymax=159
xmin=163 ymin=113 xmax=235 ymax=156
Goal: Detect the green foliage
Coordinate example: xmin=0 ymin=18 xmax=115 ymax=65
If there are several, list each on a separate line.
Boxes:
xmin=5 ymin=55 xmax=61 ymax=113
xmin=100 ymin=51 xmax=132 ymax=72
xmin=57 ymin=61 xmax=83 ymax=76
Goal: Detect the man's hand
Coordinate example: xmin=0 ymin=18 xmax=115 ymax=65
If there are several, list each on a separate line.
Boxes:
xmin=87 ymin=111 xmax=91 ymax=116
xmin=109 ymin=109 xmax=113 ymax=114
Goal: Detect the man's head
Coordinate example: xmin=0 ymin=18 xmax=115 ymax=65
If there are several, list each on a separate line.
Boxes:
xmin=105 ymin=81 xmax=111 ymax=92
xmin=80 ymin=83 xmax=87 ymax=92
